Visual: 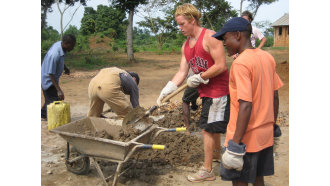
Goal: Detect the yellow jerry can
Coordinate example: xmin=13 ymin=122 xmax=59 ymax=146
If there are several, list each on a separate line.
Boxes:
xmin=47 ymin=101 xmax=71 ymax=130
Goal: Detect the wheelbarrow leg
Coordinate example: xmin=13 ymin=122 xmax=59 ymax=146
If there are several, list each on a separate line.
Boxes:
xmin=91 ymin=158 xmax=108 ymax=186
xmin=112 ymin=162 xmax=123 ymax=186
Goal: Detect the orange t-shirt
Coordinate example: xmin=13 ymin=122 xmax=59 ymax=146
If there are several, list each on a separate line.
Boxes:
xmin=224 ymin=49 xmax=283 ymax=152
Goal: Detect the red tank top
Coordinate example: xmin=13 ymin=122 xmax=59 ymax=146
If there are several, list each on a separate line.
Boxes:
xmin=184 ymin=28 xmax=229 ymax=98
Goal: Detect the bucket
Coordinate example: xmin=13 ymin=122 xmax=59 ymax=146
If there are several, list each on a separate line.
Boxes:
xmin=47 ymin=101 xmax=71 ymax=130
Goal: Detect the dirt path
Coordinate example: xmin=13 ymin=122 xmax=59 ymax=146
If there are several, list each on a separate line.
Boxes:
xmin=41 ymin=50 xmax=289 ymax=186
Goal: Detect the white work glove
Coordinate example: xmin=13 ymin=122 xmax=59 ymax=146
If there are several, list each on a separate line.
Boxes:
xmin=222 ymin=140 xmax=246 ymax=171
xmin=156 ymin=81 xmax=178 ymax=106
xmin=187 ymin=73 xmax=209 ymax=88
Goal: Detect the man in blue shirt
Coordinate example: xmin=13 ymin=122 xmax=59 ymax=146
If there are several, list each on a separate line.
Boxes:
xmin=41 ymin=34 xmax=76 ymax=121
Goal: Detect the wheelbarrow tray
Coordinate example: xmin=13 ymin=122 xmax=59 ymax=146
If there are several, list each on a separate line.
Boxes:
xmin=50 ymin=117 xmax=155 ymax=161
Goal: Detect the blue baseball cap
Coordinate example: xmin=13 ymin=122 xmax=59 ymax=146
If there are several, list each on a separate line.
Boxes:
xmin=212 ymin=17 xmax=250 ymax=40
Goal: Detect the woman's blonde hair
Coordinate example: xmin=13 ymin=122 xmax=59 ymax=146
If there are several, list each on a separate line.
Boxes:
xmin=175 ymin=3 xmax=201 ymax=26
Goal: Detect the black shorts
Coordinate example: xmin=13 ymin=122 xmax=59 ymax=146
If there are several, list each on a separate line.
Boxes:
xmin=220 ymin=146 xmax=275 ymax=183
xmin=198 ymin=95 xmax=230 ymax=133
xmin=182 ymin=87 xmax=199 ymax=103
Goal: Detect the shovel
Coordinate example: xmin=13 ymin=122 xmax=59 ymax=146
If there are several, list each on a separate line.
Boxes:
xmin=122 ymin=83 xmax=188 ymax=131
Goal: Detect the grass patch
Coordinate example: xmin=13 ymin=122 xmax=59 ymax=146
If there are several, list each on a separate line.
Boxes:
xmin=65 ymin=53 xmax=132 ymax=70
xmin=267 ymin=46 xmax=289 ymax=50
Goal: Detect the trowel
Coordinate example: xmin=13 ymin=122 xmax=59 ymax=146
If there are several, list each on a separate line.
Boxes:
xmin=121 ymin=106 xmax=157 ymax=132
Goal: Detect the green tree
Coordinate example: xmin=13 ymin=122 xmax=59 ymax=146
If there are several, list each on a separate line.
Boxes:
xmin=41 ymin=26 xmax=60 ymax=54
xmin=137 ymin=2 xmax=177 ymax=51
xmin=111 ymin=0 xmax=148 ymax=63
xmin=80 ymin=7 xmax=97 ymax=35
xmin=94 ymin=5 xmax=127 ymax=35
xmin=42 ymin=26 xmax=60 ymax=41
xmin=64 ymin=25 xmax=79 ymax=36
xmin=80 ymin=5 xmax=126 ymax=38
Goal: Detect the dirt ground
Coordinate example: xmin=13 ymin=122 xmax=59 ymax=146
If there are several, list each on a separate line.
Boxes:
xmin=41 ymin=49 xmax=289 ymax=186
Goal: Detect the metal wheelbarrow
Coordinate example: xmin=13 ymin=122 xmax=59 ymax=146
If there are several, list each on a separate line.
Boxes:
xmin=50 ymin=117 xmax=185 ymax=186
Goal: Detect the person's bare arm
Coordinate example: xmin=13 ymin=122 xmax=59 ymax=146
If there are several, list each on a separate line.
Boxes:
xmin=200 ymin=30 xmax=227 ymax=80
xmin=171 ymin=43 xmax=189 ymax=86
xmin=49 ymin=74 xmax=64 ymax=100
xmin=232 ymin=100 xmax=252 ymax=144
xmin=257 ymin=37 xmax=267 ymax=49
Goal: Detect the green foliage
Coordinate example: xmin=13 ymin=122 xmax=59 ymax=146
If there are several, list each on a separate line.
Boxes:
xmin=112 ymin=45 xmax=119 ymax=51
xmin=103 ymin=28 xmax=117 ymax=38
xmin=80 ymin=5 xmax=127 ymax=38
xmin=112 ymin=0 xmax=148 ymax=13
xmin=255 ymin=35 xmax=274 ymax=48
xmin=64 ymin=25 xmax=79 ymax=37
xmin=75 ymin=34 xmax=90 ymax=51
xmin=41 ymin=26 xmax=60 ymax=41
xmin=80 ymin=13 xmax=97 ymax=35
xmin=41 ymin=26 xmax=60 ymax=55
xmin=270 ymin=46 xmax=289 ymax=50
xmin=264 ymin=36 xmax=274 ymax=47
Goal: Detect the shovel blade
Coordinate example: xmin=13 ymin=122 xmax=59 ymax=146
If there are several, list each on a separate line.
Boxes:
xmin=133 ymin=121 xmax=152 ymax=131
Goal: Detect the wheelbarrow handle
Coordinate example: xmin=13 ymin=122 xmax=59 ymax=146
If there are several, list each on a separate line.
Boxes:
xmin=141 ymin=144 xmax=166 ymax=150
xmin=167 ymin=127 xmax=186 ymax=132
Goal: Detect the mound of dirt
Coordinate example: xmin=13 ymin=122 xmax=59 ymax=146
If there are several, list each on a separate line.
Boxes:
xmin=131 ymin=102 xmax=204 ymax=166
xmin=89 ymin=36 xmax=112 ymax=51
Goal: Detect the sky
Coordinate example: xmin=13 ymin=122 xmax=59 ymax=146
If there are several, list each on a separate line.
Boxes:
xmin=46 ymin=0 xmax=289 ymax=33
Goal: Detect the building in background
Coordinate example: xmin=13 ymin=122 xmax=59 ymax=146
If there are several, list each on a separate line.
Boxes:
xmin=271 ymin=13 xmax=289 ymax=47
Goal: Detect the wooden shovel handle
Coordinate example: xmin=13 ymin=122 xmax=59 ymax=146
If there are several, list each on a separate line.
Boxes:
xmin=162 ymin=83 xmax=188 ymax=103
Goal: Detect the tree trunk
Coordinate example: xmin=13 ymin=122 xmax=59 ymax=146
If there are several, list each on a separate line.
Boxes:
xmin=126 ymin=8 xmax=136 ymax=63
xmin=60 ymin=12 xmax=64 ymax=40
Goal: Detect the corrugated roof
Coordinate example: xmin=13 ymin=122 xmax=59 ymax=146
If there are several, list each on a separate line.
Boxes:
xmin=271 ymin=13 xmax=289 ymax=26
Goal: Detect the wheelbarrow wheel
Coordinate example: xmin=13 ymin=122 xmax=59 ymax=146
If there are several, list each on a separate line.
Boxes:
xmin=65 ymin=146 xmax=90 ymax=175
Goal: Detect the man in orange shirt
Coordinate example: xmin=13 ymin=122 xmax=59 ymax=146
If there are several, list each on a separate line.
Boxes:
xmin=213 ymin=17 xmax=283 ymax=185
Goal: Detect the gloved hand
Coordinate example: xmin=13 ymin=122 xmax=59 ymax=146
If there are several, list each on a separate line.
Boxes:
xmin=187 ymin=73 xmax=209 ymax=88
xmin=222 ymin=140 xmax=246 ymax=171
xmin=156 ymin=81 xmax=178 ymax=106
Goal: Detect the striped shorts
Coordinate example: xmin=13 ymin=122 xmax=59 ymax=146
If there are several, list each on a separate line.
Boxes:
xmin=198 ymin=95 xmax=230 ymax=133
